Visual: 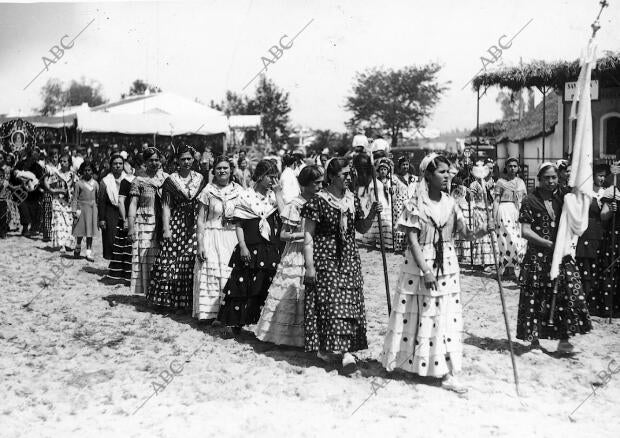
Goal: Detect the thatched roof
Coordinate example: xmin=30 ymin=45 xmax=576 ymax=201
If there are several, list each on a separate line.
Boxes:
xmin=471 ymin=51 xmax=620 ymax=92
xmin=470 ymin=90 xmax=559 ymax=143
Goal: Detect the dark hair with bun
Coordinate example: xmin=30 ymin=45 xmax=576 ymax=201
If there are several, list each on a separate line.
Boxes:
xmin=252 ymin=159 xmax=279 ymax=182
xmin=297 ymin=164 xmax=323 ymax=186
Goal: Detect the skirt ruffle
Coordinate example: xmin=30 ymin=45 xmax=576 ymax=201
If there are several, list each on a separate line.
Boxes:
xmin=255 ymin=243 xmax=305 ymax=347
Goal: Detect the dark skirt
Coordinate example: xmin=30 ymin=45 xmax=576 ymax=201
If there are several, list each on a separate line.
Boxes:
xmin=107 ymin=222 xmax=132 ymax=284
xmin=217 ymin=242 xmax=280 ymax=326
xmin=0 ymin=200 xmax=8 ymax=236
xmin=516 ymin=251 xmax=592 ymax=341
xmin=592 ymin=227 xmax=620 ymax=318
xmin=147 ymin=209 xmax=197 ymax=311
xmin=101 ymin=207 xmax=120 ymax=260
xmin=304 ymin=258 xmax=368 ymax=353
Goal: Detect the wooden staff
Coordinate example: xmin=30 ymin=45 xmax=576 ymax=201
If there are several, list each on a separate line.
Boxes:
xmin=370 ymin=155 xmax=391 ymax=315
xmin=609 ymin=175 xmax=618 ymax=324
xmin=479 ymin=176 xmax=520 ymax=396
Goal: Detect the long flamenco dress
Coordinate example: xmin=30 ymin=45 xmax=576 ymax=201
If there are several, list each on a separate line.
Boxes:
xmin=217 ymin=189 xmax=282 ymax=327
xmin=494 ymin=177 xmax=527 ymax=276
xmin=107 ymin=178 xmax=134 ymax=285
xmin=301 ymin=190 xmax=368 ymax=353
xmin=594 ymin=187 xmax=620 ymax=318
xmin=516 ymin=188 xmax=592 ymax=341
xmin=575 ymin=197 xmax=604 ymax=316
xmin=381 ymin=193 xmax=464 ymax=377
xmin=129 ymin=171 xmax=168 ymax=295
xmin=193 ymin=181 xmax=243 ymax=320
xmin=50 ymin=170 xmax=76 ymax=249
xmin=392 ymin=175 xmax=417 ymax=253
xmin=469 ymin=178 xmax=497 ymax=266
xmin=255 ymin=195 xmax=307 ymax=347
xmin=148 ymin=171 xmax=206 ymax=311
xmin=360 ymin=179 xmax=393 ymax=250
xmin=452 ymin=185 xmax=472 ymax=264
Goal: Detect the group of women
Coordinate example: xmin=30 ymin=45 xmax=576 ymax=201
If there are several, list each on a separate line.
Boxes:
xmin=7 ymin=144 xmax=620 ymax=394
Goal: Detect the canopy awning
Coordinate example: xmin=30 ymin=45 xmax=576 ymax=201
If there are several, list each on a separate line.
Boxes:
xmin=76 ymin=112 xmax=228 ymax=136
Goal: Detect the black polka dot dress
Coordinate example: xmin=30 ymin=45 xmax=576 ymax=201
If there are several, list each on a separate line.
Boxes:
xmin=516 ymin=188 xmax=592 ymax=341
xmin=217 ymin=189 xmax=281 ymax=327
xmin=147 ymin=172 xmax=206 ymax=311
xmin=301 ymin=192 xmax=368 ymax=354
xmin=593 ymin=190 xmax=620 ymax=318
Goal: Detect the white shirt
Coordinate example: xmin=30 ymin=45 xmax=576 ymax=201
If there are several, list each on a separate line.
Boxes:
xmin=280 ymin=167 xmax=300 ymax=204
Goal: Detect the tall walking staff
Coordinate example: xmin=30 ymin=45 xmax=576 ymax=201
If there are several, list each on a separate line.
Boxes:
xmin=609 ymin=165 xmax=619 ymax=323
xmin=472 ymin=164 xmax=520 ymax=396
xmin=367 ymin=139 xmax=391 ymax=315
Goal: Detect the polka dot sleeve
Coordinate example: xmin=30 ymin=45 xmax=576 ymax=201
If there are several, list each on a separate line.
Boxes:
xmin=397 ymin=198 xmax=421 ymax=231
xmin=519 ymin=195 xmax=534 ymax=224
xmin=301 ymin=195 xmax=321 ymax=223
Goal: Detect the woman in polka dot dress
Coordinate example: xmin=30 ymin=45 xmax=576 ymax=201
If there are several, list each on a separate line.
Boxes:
xmin=469 ymin=162 xmax=497 ymax=270
xmin=302 ymin=158 xmax=381 ymax=374
xmin=217 ymin=160 xmax=285 ymax=336
xmin=147 ymin=146 xmax=206 ymax=313
xmin=493 ymin=158 xmax=527 ymax=279
xmin=596 ymin=179 xmax=620 ymax=318
xmin=381 ymin=154 xmax=487 ymax=393
xmin=576 ymin=165 xmax=607 ymax=316
xmin=517 ymin=162 xmax=591 ymax=353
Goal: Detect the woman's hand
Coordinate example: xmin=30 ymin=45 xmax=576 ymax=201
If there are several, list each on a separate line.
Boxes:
xmin=162 ymin=228 xmax=172 ymax=240
xmin=423 ymin=271 xmax=438 ymax=291
xmin=240 ymin=245 xmax=251 ymax=264
xmin=370 ymin=201 xmax=383 ymax=216
xmin=99 ymin=220 xmax=106 ymax=230
xmin=611 ymin=201 xmax=618 ymax=212
xmin=197 ymin=246 xmax=207 ymax=262
xmin=272 ymin=180 xmax=282 ymax=193
xmin=128 ymin=229 xmax=136 ymax=242
xmin=304 ymin=266 xmax=316 ymax=284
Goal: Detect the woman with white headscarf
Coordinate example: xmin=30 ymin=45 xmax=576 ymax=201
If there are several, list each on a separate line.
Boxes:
xmin=381 ymin=153 xmax=490 ymax=393
xmin=97 ymin=153 xmax=126 ymax=260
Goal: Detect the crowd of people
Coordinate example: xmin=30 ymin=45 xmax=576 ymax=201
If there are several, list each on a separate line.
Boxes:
xmin=1 ymin=135 xmax=619 ymax=394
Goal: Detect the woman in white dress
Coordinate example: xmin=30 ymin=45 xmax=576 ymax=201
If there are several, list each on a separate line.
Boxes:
xmin=493 ymin=158 xmax=527 ymax=278
xmin=255 ymin=165 xmax=323 ymax=346
xmin=194 ymin=156 xmax=243 ymax=322
xmin=381 ymin=154 xmax=490 ymax=393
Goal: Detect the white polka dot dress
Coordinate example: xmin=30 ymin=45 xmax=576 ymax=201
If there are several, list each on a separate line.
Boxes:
xmin=381 ymin=193 xmax=464 ymax=378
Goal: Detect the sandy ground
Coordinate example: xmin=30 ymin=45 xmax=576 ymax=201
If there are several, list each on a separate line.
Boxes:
xmin=1 ymin=233 xmax=620 ymax=438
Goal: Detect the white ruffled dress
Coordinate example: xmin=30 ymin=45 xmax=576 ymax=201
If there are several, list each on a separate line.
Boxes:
xmin=254 ymin=196 xmax=306 ymax=347
xmin=381 ymin=193 xmax=465 ymax=378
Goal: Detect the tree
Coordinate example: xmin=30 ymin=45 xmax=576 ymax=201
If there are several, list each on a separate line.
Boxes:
xmin=496 ymin=88 xmax=536 ymax=120
xmin=65 ymin=78 xmax=107 ymax=107
xmin=345 ymin=64 xmax=448 ymax=148
xmin=38 ymin=77 xmax=107 ymax=115
xmin=252 ymin=77 xmax=291 ymax=145
xmin=38 ymin=78 xmax=66 ymax=116
xmin=210 ymin=77 xmax=292 ymax=145
xmin=210 ymin=91 xmax=252 ymax=116
xmin=121 ymin=79 xmax=162 ymax=99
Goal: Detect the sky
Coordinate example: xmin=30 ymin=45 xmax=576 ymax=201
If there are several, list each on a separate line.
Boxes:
xmin=0 ymin=0 xmax=619 ymax=134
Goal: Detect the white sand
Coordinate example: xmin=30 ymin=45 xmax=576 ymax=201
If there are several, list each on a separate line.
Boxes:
xmin=1 ymin=234 xmax=619 ymax=438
